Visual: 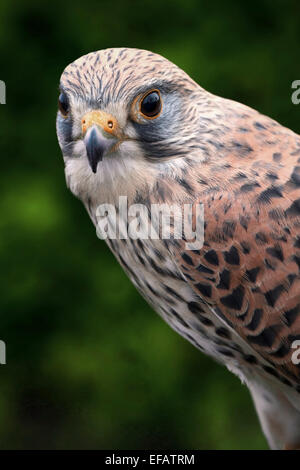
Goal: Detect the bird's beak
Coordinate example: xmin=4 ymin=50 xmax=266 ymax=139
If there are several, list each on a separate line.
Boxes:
xmin=82 ymin=110 xmax=119 ymax=173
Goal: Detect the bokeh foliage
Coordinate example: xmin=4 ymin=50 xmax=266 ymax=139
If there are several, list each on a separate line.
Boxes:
xmin=0 ymin=0 xmax=299 ymax=449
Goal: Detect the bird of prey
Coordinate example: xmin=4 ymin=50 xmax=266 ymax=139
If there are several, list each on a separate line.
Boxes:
xmin=56 ymin=48 xmax=300 ymax=449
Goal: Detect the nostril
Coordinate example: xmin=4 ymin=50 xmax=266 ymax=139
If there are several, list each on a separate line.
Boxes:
xmin=82 ymin=119 xmax=86 ymax=124
xmin=108 ymin=120 xmax=113 ymax=129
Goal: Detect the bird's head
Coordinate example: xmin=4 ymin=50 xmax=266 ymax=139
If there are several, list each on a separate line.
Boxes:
xmin=56 ymin=48 xmax=205 ymax=204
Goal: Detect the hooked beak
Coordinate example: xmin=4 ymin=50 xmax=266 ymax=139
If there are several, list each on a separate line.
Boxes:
xmin=84 ymin=126 xmax=116 ymax=173
xmin=82 ymin=110 xmax=119 ymax=173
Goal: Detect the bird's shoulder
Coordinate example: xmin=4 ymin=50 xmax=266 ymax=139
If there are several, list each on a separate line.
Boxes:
xmin=169 ymin=166 xmax=300 ymax=386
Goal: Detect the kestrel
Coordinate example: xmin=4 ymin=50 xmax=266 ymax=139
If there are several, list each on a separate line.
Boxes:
xmin=56 ymin=48 xmax=300 ymax=449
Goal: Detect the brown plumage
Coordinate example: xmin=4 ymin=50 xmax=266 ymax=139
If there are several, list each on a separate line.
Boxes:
xmin=57 ymin=48 xmax=300 ymax=449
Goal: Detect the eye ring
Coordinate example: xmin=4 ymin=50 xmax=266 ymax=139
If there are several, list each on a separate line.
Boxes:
xmin=139 ymin=89 xmax=162 ymax=119
xmin=58 ymin=92 xmax=69 ymax=117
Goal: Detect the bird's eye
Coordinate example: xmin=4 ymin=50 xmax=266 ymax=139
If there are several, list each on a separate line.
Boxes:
xmin=58 ymin=92 xmax=69 ymax=117
xmin=140 ymin=90 xmax=162 ymax=118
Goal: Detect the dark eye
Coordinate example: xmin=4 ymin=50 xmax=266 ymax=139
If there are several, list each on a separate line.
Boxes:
xmin=140 ymin=90 xmax=162 ymax=118
xmin=58 ymin=92 xmax=69 ymax=117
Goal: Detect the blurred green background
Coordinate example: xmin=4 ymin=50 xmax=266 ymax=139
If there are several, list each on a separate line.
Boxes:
xmin=0 ymin=0 xmax=299 ymax=450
